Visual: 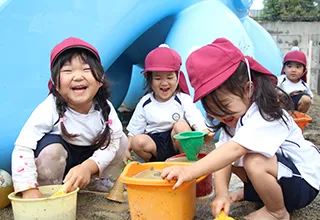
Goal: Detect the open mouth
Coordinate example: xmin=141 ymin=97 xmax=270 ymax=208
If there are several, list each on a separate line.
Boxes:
xmin=160 ymin=88 xmax=169 ymax=93
xmin=72 ymin=85 xmax=87 ymax=94
xmin=224 ymin=116 xmax=234 ymax=123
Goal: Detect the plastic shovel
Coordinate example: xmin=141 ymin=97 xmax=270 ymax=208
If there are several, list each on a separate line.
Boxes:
xmin=214 ymin=210 xmax=234 ymax=220
xmin=50 ymin=184 xmax=68 ymax=198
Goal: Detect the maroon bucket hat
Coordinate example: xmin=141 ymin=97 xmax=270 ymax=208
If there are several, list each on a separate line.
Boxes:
xmin=186 ymin=38 xmax=277 ymax=102
xmin=48 ymin=37 xmax=101 ymax=91
xmin=282 ymin=50 xmax=307 ymax=82
xmin=142 ymin=45 xmax=190 ymax=94
xmin=50 ymin=37 xmax=101 ymax=70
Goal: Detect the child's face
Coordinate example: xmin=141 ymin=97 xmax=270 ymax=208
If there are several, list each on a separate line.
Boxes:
xmin=283 ymin=61 xmax=304 ymax=83
xmin=57 ymin=55 xmax=102 ymax=114
xmin=205 ymin=88 xmax=250 ymax=128
xmin=151 ymin=71 xmax=178 ymax=102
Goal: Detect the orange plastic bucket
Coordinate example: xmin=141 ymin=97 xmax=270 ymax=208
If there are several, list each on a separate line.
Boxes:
xmin=290 ymin=111 xmax=312 ymax=132
xmin=120 ymin=162 xmax=206 ymax=220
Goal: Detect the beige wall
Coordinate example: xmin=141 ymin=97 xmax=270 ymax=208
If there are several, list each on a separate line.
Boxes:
xmin=259 ymin=22 xmax=320 ymax=94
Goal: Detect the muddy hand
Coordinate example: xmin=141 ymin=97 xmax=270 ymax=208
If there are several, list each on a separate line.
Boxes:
xmin=211 ymin=192 xmax=231 ymax=219
xmin=203 ymin=128 xmax=215 ymax=142
xmin=161 ymin=165 xmax=192 ymax=190
xmin=123 ymin=149 xmax=134 ymax=164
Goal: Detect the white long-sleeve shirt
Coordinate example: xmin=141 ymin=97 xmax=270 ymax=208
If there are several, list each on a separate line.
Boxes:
xmin=12 ymin=94 xmax=123 ymax=193
xmin=127 ymin=92 xmax=208 ymax=136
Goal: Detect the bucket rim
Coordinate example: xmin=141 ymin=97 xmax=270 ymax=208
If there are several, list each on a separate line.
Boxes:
xmin=8 ymin=185 xmax=79 ymax=202
xmin=290 ymin=111 xmax=312 ymax=122
xmin=119 ymin=162 xmax=207 ymax=186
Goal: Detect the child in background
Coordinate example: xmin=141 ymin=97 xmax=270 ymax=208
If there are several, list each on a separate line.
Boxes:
xmin=12 ymin=37 xmax=127 ymax=199
xmin=162 ymin=38 xmax=320 ymax=220
xmin=124 ymin=45 xmax=214 ymax=163
xmin=278 ymin=50 xmax=313 ymax=113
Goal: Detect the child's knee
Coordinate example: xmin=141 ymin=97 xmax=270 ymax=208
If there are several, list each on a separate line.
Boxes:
xmin=37 ymin=143 xmax=67 ymax=160
xmin=172 ymin=120 xmax=191 ymax=132
xmin=243 ymin=153 xmax=265 ymax=173
xmin=131 ymin=134 xmax=154 ymax=151
xmin=36 ymin=144 xmax=67 ymax=183
xmin=299 ymin=95 xmax=312 ymax=106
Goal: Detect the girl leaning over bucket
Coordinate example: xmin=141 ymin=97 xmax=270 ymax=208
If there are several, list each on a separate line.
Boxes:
xmin=162 ymin=38 xmax=320 ymax=220
xmin=12 ymin=37 xmax=128 ymax=199
xmin=123 ymin=44 xmax=214 ymax=163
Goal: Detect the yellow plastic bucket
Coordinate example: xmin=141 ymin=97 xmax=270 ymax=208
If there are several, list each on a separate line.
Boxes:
xmin=120 ymin=162 xmax=206 ymax=220
xmin=8 ymin=185 xmax=79 ymax=220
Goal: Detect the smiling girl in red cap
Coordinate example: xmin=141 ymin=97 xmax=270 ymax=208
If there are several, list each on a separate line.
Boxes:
xmin=124 ymin=44 xmax=214 ymax=163
xmin=12 ymin=37 xmax=128 ymax=199
xmin=278 ymin=50 xmax=313 ymax=113
xmin=162 ymin=38 xmax=320 ymax=220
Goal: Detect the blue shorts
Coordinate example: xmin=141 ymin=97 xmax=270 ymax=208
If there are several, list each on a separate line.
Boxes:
xmin=34 ymin=134 xmax=95 ymax=176
xmin=243 ymin=153 xmax=319 ymax=212
xmin=147 ymin=129 xmax=179 ymax=161
xmin=291 ymin=92 xmax=310 ymax=110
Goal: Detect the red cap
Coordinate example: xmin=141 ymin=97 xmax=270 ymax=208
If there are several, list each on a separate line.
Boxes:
xmin=282 ymin=50 xmax=307 ymax=82
xmin=50 ymin=37 xmax=101 ymax=70
xmin=142 ymin=45 xmax=190 ymax=94
xmin=186 ymin=38 xmax=277 ymax=102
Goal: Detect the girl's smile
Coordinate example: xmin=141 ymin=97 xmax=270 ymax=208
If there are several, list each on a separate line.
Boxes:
xmin=151 ymin=71 xmax=178 ymax=102
xmin=57 ymin=55 xmax=102 ymax=114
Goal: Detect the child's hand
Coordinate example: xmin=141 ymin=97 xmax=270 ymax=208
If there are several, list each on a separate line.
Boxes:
xmin=63 ymin=164 xmax=91 ymax=192
xmin=21 ymin=188 xmax=44 ymax=199
xmin=203 ymin=128 xmax=215 ymax=142
xmin=210 ymin=192 xmax=231 ymax=218
xmin=123 ymin=149 xmax=134 ymax=164
xmin=161 ymin=165 xmax=193 ymax=189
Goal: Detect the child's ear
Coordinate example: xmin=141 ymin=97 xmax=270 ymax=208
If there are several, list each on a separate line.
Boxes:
xmin=245 ymin=81 xmax=254 ymax=98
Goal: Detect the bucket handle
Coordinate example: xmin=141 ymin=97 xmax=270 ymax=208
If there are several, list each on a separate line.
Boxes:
xmin=196 ymin=174 xmax=208 ymax=183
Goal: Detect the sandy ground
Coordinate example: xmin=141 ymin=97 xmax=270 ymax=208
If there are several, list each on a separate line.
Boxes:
xmin=1 ymin=95 xmax=320 ymax=219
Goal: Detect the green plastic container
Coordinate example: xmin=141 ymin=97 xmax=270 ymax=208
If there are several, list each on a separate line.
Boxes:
xmin=173 ymin=131 xmax=206 ymax=161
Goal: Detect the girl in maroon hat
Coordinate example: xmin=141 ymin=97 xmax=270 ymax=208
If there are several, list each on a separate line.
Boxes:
xmin=162 ymin=38 xmax=320 ymax=220
xmin=124 ymin=45 xmax=214 ymax=163
xmin=12 ymin=37 xmax=128 ymax=199
xmin=278 ymin=50 xmax=313 ymax=113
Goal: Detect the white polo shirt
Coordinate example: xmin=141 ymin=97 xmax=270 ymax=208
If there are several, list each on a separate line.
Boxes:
xmin=216 ymin=103 xmax=320 ymax=190
xmin=278 ymin=75 xmax=313 ymax=99
xmin=127 ymin=92 xmax=208 ymax=136
xmin=12 ymin=94 xmax=123 ymax=193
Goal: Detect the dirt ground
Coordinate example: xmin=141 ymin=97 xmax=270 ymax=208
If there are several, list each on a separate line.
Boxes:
xmin=1 ymin=95 xmax=320 ymax=220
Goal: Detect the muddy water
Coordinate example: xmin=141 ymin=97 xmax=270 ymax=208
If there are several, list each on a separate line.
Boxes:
xmin=132 ymin=168 xmax=162 ymax=179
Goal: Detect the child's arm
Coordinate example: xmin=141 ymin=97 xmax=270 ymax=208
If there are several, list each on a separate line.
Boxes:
xmin=12 ymin=95 xmax=56 ymax=197
xmin=161 ymin=140 xmax=248 ymax=189
xmin=126 ymin=99 xmax=148 ymax=136
xmin=211 ymin=166 xmax=232 ymax=217
xmin=123 ymin=135 xmax=134 ymax=164
xmin=180 ymin=94 xmax=208 ymax=131
xmin=12 ymin=145 xmax=43 ymax=198
xmin=64 ymin=136 xmax=122 ymax=192
xmin=305 ymin=83 xmax=314 ymax=99
xmin=63 ymin=158 xmax=99 ymax=192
